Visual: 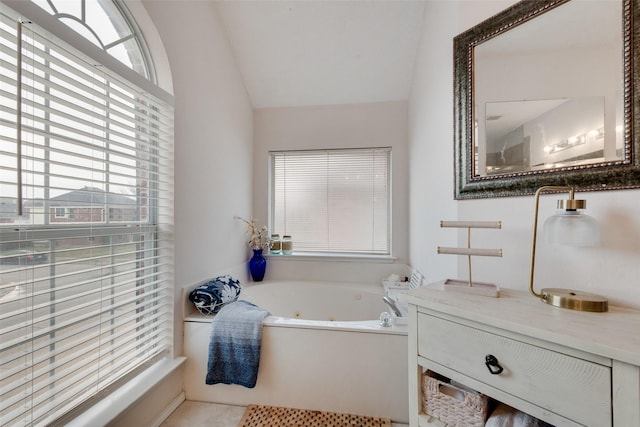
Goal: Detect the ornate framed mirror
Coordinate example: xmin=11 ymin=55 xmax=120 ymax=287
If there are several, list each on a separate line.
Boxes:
xmin=454 ymin=0 xmax=639 ymax=199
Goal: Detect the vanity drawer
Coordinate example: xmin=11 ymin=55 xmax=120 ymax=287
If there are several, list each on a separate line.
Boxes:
xmin=417 ymin=313 xmax=612 ymax=427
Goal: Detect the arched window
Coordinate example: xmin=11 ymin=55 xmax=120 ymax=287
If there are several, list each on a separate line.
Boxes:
xmin=0 ymin=1 xmax=174 ymax=425
xmin=30 ymin=0 xmax=154 ymax=80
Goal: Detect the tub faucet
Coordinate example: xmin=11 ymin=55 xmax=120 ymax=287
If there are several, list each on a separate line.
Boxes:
xmin=383 ymin=296 xmax=402 ymax=317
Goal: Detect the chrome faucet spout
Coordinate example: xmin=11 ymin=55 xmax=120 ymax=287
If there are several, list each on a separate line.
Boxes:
xmin=383 ymin=295 xmax=402 ymax=317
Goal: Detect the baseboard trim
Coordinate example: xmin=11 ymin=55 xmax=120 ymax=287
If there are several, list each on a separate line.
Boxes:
xmin=151 ymin=391 xmax=186 ymax=427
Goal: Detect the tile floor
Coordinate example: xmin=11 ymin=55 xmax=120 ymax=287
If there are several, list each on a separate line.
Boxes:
xmin=160 ymin=400 xmax=409 ymax=427
xmin=160 ymin=401 xmax=246 ymax=427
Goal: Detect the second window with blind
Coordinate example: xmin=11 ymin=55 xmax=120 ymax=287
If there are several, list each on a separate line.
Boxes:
xmin=270 ymin=148 xmax=391 ymax=256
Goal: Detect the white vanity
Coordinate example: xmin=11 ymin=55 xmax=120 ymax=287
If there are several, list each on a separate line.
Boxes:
xmin=400 ymin=283 xmax=640 ymax=426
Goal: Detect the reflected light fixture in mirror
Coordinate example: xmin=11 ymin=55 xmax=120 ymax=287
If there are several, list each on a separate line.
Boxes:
xmin=529 ymin=185 xmax=607 ymax=312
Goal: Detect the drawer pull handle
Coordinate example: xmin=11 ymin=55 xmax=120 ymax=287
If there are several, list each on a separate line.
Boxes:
xmin=485 ymin=354 xmax=504 ymax=375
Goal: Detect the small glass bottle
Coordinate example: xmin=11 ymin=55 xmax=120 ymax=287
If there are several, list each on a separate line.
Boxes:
xmin=281 ymin=235 xmax=293 ymax=255
xmin=270 ymin=234 xmax=281 ymax=255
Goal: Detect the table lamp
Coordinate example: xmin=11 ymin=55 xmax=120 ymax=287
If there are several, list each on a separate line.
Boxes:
xmin=529 ymin=185 xmax=607 ymax=312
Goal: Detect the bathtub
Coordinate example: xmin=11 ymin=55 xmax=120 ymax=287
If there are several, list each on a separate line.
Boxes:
xmin=183 ymin=280 xmax=408 ymax=423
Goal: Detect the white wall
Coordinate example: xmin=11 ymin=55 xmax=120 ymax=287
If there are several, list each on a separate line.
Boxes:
xmin=408 ymin=0 xmax=462 ymax=285
xmin=104 ymin=1 xmax=254 ymax=425
xmin=142 ymin=0 xmax=255 ymax=354
xmin=253 ymin=102 xmax=410 ymax=283
xmin=409 ymin=0 xmax=640 ymax=310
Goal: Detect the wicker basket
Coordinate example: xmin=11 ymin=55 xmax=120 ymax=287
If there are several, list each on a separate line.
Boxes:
xmin=422 ymin=371 xmax=489 ymax=427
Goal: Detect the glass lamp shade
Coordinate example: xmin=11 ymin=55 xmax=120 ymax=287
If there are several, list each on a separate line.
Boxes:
xmin=542 ymin=210 xmax=600 ymax=246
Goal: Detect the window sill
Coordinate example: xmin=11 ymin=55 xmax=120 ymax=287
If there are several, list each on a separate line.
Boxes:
xmin=266 ymin=252 xmax=397 ymax=263
xmin=64 ymin=356 xmax=186 ymax=427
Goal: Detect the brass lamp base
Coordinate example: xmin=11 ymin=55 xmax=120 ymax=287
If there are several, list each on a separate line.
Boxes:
xmin=541 ymin=288 xmax=608 ymax=312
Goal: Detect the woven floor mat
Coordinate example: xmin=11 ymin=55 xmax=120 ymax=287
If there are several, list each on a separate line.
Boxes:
xmin=237 ymin=404 xmax=392 ymax=427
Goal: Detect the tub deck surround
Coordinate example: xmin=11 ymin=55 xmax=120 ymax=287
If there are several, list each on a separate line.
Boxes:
xmin=183 ymin=280 xmax=409 ymax=423
xmin=400 ymin=283 xmax=640 ymax=426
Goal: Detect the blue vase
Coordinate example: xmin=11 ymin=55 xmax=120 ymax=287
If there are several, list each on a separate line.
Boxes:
xmin=249 ymin=248 xmax=267 ymax=281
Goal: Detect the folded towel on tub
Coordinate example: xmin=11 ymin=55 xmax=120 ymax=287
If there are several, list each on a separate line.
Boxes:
xmin=206 ymin=300 xmax=270 ymax=388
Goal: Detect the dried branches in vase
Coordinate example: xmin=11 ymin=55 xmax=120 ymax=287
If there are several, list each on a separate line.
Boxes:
xmin=234 ymin=216 xmax=271 ymax=251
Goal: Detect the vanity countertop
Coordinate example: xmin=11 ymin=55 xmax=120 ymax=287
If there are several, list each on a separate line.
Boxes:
xmin=400 ymin=282 xmax=640 ymax=366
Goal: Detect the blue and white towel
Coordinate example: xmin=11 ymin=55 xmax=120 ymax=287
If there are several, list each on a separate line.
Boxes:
xmin=189 ymin=275 xmax=242 ymax=315
xmin=205 ymin=300 xmax=270 ymax=388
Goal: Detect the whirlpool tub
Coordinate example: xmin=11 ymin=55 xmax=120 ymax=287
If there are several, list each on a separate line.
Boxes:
xmin=183 ymin=280 xmax=408 ymax=423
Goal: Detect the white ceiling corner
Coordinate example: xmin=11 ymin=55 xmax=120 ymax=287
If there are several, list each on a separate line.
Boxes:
xmin=215 ymin=1 xmax=427 ymax=109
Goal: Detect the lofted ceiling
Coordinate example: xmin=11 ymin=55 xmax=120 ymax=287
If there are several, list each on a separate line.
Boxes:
xmin=214 ymin=1 xmax=427 ymax=109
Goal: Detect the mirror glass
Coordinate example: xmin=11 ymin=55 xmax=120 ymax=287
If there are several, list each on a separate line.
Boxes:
xmin=454 ymin=0 xmax=639 ymax=199
xmin=474 ymin=0 xmax=623 ymax=177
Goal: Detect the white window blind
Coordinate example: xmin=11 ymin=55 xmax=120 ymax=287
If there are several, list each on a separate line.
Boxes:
xmin=0 ymin=10 xmax=174 ymax=427
xmin=271 ymin=148 xmax=390 ymax=255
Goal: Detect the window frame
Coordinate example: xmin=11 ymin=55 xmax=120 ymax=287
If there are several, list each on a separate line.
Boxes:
xmin=0 ymin=2 xmax=174 ymax=425
xmin=269 ymin=147 xmax=393 ymax=260
xmin=3 ymin=1 xmax=173 ymax=106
